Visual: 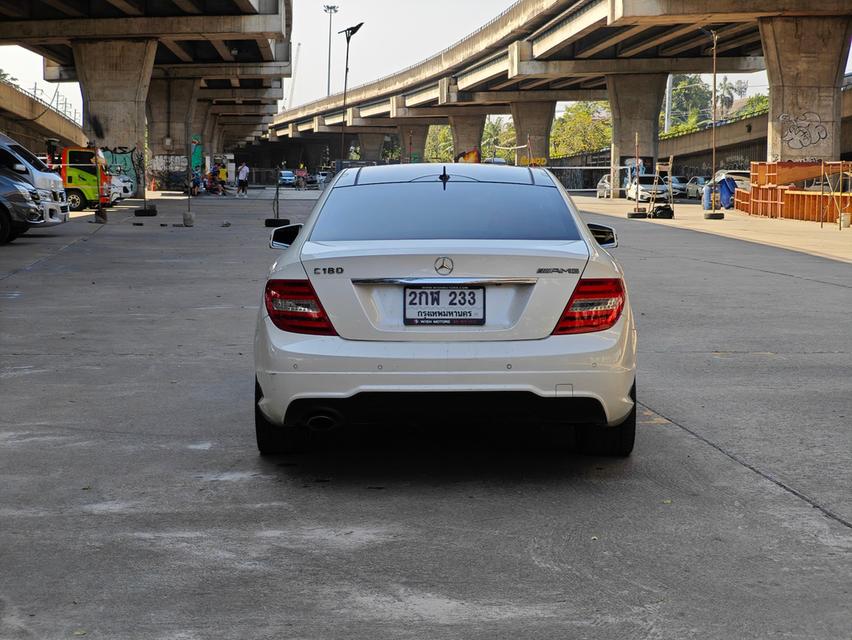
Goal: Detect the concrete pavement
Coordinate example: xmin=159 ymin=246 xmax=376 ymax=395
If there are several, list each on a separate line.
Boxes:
xmin=1 ymin=193 xmax=850 ymax=639
xmin=575 ymin=195 xmax=852 ymax=264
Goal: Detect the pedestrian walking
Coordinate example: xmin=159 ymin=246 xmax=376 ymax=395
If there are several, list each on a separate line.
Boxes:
xmin=237 ymin=162 xmax=250 ymax=198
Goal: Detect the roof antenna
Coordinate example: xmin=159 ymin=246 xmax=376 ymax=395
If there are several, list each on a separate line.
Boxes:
xmin=438 ymin=165 xmax=450 ymax=191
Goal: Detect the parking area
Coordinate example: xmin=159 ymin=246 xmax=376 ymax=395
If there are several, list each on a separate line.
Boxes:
xmin=1 ymin=193 xmax=851 ymax=639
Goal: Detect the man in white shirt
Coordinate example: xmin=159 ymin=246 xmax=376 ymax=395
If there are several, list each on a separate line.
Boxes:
xmin=236 ymin=162 xmax=250 ymax=198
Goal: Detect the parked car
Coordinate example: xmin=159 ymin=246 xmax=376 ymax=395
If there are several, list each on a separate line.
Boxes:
xmin=714 ymin=170 xmax=751 ymax=192
xmin=255 ymin=164 xmax=637 ymax=457
xmin=278 ymin=170 xmax=296 ymax=187
xmin=0 ymin=133 xmax=68 ymax=226
xmin=596 ymin=174 xmax=612 ymax=198
xmin=317 ymin=171 xmax=331 ymax=184
xmin=0 ymin=168 xmax=43 ymax=244
xmin=626 ymin=175 xmax=668 ymax=201
xmin=685 ymin=176 xmax=709 ymax=199
xmin=665 ymin=175 xmax=688 ymax=198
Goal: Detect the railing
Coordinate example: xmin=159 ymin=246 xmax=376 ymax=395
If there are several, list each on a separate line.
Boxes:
xmin=282 ymin=0 xmax=535 ymax=115
xmin=0 ymin=78 xmax=83 ymax=127
xmin=659 ymin=107 xmax=769 ymax=141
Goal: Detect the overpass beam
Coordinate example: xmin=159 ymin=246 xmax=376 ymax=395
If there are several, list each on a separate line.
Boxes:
xmin=760 ymin=16 xmax=852 ymax=162
xmin=511 ymin=101 xmax=555 ymax=166
xmin=358 ymin=133 xmax=385 ymax=162
xmin=606 ymin=73 xmax=667 ymax=198
xmin=397 ymin=124 xmax=429 ymax=163
xmin=449 ymin=115 xmax=485 ymax=161
xmin=72 ymin=38 xmax=157 ymax=191
xmin=147 ymin=78 xmax=200 ymax=160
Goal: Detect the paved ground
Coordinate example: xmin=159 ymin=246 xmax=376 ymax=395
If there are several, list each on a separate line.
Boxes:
xmin=1 ymin=192 xmax=850 ymax=639
xmin=576 ymin=195 xmax=852 ymax=264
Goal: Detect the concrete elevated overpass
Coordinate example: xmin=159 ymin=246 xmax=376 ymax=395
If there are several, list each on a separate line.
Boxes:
xmin=270 ymin=0 xmax=851 ymax=189
xmin=0 ymin=0 xmax=291 ymax=186
xmin=0 ymin=80 xmax=86 ymax=150
xmin=659 ymin=79 xmax=852 ymax=175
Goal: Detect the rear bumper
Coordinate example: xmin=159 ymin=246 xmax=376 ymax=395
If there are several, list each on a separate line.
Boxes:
xmin=255 ymin=313 xmax=636 ymax=427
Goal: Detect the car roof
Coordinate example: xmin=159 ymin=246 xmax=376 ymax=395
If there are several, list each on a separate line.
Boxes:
xmin=335 ymin=163 xmax=556 ymax=187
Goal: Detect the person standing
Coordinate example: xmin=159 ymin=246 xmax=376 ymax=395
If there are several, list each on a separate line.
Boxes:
xmin=237 ymin=162 xmax=250 ymax=198
xmin=217 ymin=163 xmax=228 ymax=196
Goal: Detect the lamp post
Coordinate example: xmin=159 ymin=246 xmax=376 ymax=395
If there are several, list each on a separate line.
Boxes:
xmin=339 ymin=22 xmax=364 ymax=166
xmin=702 ymin=28 xmax=723 ymax=220
xmin=323 ymin=5 xmax=338 ymax=97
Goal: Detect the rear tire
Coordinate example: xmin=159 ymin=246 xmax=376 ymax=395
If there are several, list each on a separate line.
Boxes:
xmin=67 ymin=190 xmax=87 ymax=212
xmin=578 ymin=383 xmax=636 ymax=457
xmin=255 ymin=379 xmax=307 ymax=455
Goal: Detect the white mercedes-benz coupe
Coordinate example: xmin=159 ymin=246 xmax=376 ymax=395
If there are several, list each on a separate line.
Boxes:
xmin=254 ymin=164 xmax=637 ymax=456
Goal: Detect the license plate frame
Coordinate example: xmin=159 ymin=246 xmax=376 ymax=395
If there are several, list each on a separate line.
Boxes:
xmin=403 ymin=286 xmax=486 ymax=326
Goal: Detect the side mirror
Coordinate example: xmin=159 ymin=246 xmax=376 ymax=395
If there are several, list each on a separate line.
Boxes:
xmin=587 ymin=223 xmax=618 ymax=249
xmin=12 ymin=163 xmax=27 ymax=174
xmin=269 ymin=223 xmax=303 ymax=249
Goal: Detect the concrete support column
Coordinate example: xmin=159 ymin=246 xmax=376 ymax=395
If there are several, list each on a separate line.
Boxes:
xmin=511 ymin=101 xmax=556 ymax=166
xmin=147 ymin=79 xmax=200 ymax=157
xmin=760 ymin=16 xmax=852 ymax=162
xmin=397 ymin=124 xmax=429 ymax=163
xmin=449 ymin=115 xmax=485 ymax=161
xmin=358 ymin=133 xmax=385 ymax=162
xmin=72 ymin=38 xmax=157 ymax=191
xmin=302 ymin=143 xmax=328 ymax=172
xmin=193 ymin=101 xmax=213 ymax=170
xmin=606 ymin=74 xmax=667 ymax=198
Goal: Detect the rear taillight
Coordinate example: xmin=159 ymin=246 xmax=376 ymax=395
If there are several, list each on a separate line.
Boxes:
xmin=264 ymin=279 xmax=337 ymax=335
xmin=552 ymin=278 xmax=625 ymax=335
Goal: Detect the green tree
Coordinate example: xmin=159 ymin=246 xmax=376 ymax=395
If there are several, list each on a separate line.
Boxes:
xmin=733 ymin=93 xmax=769 ymax=117
xmin=482 ymin=116 xmax=516 ymax=163
xmin=0 ymin=68 xmax=17 ymax=84
xmin=666 ymin=74 xmax=712 ymax=127
xmin=424 ymin=125 xmax=454 ymax=162
xmin=550 ymin=101 xmax=611 ymax=158
xmin=717 ymin=75 xmax=736 ymax=116
xmin=383 ymin=137 xmax=400 ymax=161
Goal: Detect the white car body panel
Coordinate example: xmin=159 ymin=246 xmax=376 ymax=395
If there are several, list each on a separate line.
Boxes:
xmin=254 ymin=165 xmax=636 ymax=430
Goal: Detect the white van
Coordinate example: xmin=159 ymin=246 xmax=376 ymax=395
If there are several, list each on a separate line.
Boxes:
xmin=0 ymin=133 xmax=68 ymax=226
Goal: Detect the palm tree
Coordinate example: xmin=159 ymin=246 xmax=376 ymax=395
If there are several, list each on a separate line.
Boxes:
xmin=717 ymin=75 xmax=735 ymax=116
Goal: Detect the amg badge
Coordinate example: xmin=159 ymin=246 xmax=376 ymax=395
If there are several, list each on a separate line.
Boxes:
xmin=537 ymin=267 xmax=580 ymax=274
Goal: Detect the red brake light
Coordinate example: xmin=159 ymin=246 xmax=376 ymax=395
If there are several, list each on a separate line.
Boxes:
xmin=264 ymin=279 xmax=337 ymax=335
xmin=552 ymin=278 xmax=625 ymax=335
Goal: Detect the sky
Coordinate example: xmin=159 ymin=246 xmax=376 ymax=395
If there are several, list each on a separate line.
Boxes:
xmin=0 ymin=2 xmax=850 ymax=123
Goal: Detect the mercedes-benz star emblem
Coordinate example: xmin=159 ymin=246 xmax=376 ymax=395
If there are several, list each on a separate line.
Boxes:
xmin=434 ymin=257 xmax=454 ymax=275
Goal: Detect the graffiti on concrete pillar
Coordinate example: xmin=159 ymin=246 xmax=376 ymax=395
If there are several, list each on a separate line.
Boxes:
xmin=101 ymin=146 xmax=141 ymax=187
xmin=151 ymin=154 xmax=189 ymax=190
xmin=780 ymin=112 xmax=828 ymax=150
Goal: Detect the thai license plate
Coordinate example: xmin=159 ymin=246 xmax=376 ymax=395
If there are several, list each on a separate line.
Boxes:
xmin=403 ymin=286 xmax=485 ymax=325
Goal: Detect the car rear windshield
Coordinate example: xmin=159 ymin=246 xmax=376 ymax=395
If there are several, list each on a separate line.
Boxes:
xmin=310 ymin=182 xmax=580 ymax=241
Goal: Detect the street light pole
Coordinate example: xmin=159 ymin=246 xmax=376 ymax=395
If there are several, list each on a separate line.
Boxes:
xmin=323 ymin=5 xmax=338 ymax=97
xmin=339 ymin=22 xmax=364 ymax=167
